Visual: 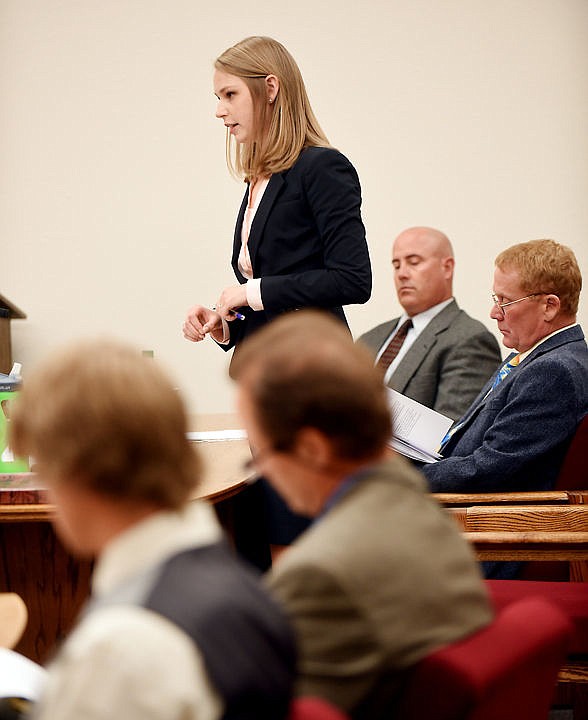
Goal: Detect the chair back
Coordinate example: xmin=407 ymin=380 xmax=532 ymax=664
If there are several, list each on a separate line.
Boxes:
xmin=520 ymin=413 xmax=588 ymax=579
xmin=555 ymin=414 xmax=588 ymax=491
xmin=395 ymin=597 xmax=572 ymax=720
xmin=288 ymin=697 xmax=350 ymax=720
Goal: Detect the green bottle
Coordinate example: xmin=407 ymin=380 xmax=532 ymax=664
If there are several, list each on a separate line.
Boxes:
xmin=0 ymin=363 xmax=30 ymax=473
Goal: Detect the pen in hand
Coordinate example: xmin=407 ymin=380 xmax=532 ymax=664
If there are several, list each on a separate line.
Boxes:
xmin=212 ymin=306 xmax=246 ymax=321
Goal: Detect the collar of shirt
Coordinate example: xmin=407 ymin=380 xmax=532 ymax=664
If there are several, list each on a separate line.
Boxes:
xmin=381 ymin=297 xmax=454 ymax=380
xmin=92 ymin=502 xmax=222 ymax=598
xmin=514 ymin=322 xmax=578 ymax=364
xmin=238 ymin=177 xmax=270 ymax=280
xmin=317 ymin=465 xmax=374 ymax=520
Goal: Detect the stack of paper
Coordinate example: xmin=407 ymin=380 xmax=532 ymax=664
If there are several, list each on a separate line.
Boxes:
xmin=386 ymin=389 xmax=453 ymax=464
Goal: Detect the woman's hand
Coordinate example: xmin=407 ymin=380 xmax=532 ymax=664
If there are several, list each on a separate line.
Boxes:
xmin=183 ymin=305 xmax=222 ymax=342
xmin=215 ymin=285 xmax=248 ymax=321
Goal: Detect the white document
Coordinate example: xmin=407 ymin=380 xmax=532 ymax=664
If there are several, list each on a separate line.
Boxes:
xmin=386 ymin=389 xmax=453 ymax=463
xmin=0 ymin=648 xmax=47 ymax=701
xmin=186 ymin=429 xmax=247 ymax=442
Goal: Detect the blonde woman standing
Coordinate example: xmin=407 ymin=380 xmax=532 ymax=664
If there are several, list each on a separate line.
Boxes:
xmin=183 ymin=36 xmax=371 ymax=566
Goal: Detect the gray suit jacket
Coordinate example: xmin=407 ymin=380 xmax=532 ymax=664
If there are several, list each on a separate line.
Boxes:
xmin=358 ymin=300 xmax=501 ymax=420
xmin=266 ymin=457 xmax=492 ymax=719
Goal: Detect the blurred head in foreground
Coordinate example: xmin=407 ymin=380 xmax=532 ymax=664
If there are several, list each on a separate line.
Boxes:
xmin=232 ymin=310 xmax=392 ymax=516
xmin=10 ymin=339 xmax=200 ymax=556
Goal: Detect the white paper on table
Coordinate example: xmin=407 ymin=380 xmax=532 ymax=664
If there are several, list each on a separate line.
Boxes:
xmin=386 ymin=389 xmax=453 ymax=463
xmin=186 ymin=429 xmax=247 ymax=442
xmin=0 ymin=648 xmax=47 ymax=701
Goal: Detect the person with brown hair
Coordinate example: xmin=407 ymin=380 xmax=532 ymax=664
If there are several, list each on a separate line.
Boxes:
xmin=9 ymin=339 xmax=295 ymax=720
xmin=182 ymin=36 xmax=372 ymax=564
xmin=232 ymin=310 xmax=492 ymax=719
xmin=423 ymin=239 xmax=588 ymax=498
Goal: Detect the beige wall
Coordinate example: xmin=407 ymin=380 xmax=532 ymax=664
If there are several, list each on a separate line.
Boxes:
xmin=2 ymin=0 xmax=587 ymax=415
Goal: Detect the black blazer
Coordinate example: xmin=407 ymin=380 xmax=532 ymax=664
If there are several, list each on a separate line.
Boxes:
xmin=223 ymin=146 xmax=371 ymax=351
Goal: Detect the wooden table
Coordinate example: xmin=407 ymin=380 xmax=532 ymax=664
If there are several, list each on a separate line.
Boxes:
xmin=0 ymin=414 xmax=251 ymax=663
xmin=188 ymin=413 xmax=252 ymax=503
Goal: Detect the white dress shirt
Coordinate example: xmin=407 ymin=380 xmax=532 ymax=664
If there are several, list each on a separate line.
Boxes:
xmin=239 ymin=177 xmax=269 ymax=311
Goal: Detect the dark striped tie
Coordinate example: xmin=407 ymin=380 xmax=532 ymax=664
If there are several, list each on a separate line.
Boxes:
xmin=377 ymin=319 xmax=413 ymax=373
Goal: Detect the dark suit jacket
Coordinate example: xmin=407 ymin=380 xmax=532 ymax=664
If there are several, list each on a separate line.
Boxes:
xmin=221 ymin=146 xmax=372 ymax=353
xmin=423 ymin=324 xmax=588 ymax=493
xmin=266 ymin=457 xmax=492 ymax=719
xmin=358 ymin=300 xmax=501 ymax=420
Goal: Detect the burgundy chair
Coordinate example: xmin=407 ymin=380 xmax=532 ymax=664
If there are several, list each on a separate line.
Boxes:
xmin=288 ymin=697 xmax=350 ymax=720
xmin=554 ymin=414 xmax=588 ymax=491
xmin=486 ymin=580 xmax=588 ymax=656
xmin=394 ymin=597 xmax=572 ymax=720
xmin=520 ymin=413 xmax=588 ymax=581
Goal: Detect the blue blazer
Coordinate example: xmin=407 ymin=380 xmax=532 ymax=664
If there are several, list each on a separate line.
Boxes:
xmin=222 ymin=146 xmax=372 ymax=352
xmin=423 ymin=324 xmax=588 ymax=492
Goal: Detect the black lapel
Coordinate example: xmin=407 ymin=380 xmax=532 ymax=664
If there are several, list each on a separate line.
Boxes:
xmin=232 ymin=188 xmax=249 ymax=270
xmin=247 ymin=173 xmax=285 ymax=266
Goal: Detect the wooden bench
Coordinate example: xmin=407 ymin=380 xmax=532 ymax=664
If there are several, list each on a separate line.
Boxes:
xmin=448 ymin=503 xmax=588 ymax=582
xmin=435 ymin=490 xmax=588 ymax=581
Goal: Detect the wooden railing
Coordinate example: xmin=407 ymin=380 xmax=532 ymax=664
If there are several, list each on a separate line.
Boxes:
xmin=435 ymin=492 xmax=588 ymax=581
xmin=434 ymin=489 xmax=588 ymax=507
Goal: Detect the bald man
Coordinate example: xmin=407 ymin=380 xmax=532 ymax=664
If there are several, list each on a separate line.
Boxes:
xmin=359 ymin=227 xmax=501 ymax=420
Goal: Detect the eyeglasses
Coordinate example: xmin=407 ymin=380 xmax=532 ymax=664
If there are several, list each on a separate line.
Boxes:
xmin=242 ymin=446 xmax=279 ymax=479
xmin=242 ymin=439 xmax=293 ymax=480
xmin=491 ymin=292 xmax=547 ymax=319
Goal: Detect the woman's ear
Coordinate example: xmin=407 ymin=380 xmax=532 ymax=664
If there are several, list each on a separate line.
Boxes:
xmin=265 ymin=74 xmax=280 ymax=103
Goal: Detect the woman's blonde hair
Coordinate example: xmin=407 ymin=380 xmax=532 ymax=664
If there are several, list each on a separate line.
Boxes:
xmin=215 ymin=36 xmax=330 ymax=181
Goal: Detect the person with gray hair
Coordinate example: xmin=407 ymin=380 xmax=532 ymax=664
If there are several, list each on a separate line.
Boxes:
xmin=10 ymin=339 xmax=295 ymax=720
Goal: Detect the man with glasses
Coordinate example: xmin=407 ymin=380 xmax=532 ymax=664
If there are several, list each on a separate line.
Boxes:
xmin=423 ymin=239 xmax=588 ymax=500
xmin=358 ymin=227 xmax=501 ymax=420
